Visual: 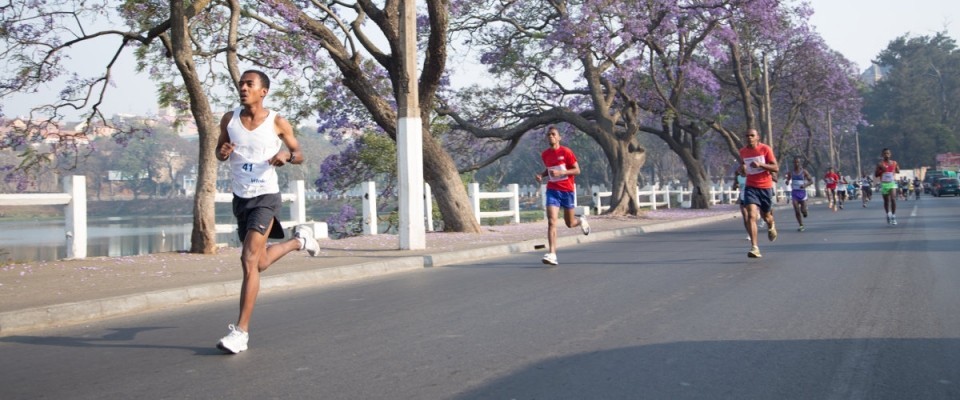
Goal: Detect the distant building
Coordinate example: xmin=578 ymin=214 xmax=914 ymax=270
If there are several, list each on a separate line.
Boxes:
xmin=0 ymin=118 xmax=92 ymax=145
xmin=859 ymin=63 xmax=890 ymax=86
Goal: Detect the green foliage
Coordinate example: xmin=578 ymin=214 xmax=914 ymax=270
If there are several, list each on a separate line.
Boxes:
xmin=357 ymin=133 xmax=397 ymax=176
xmin=861 ymin=32 xmax=960 ymax=168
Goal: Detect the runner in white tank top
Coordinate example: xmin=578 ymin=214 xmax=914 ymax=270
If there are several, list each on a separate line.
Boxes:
xmin=213 ymin=70 xmax=319 ymax=354
xmin=227 ymin=107 xmax=282 ymax=198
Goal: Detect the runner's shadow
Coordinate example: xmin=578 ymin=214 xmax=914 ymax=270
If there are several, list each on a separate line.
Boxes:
xmin=0 ymin=327 xmax=222 ymax=355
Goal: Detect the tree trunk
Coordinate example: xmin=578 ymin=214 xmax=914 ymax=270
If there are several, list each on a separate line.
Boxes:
xmin=597 ymin=137 xmax=645 ymax=216
xmin=678 ymin=152 xmax=712 ymax=209
xmin=171 ymin=0 xmax=220 ymax=254
xmin=421 ymin=122 xmax=481 ymax=233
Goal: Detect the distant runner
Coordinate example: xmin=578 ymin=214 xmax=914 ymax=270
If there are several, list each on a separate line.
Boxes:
xmin=874 ymin=148 xmax=900 ymax=225
xmin=824 ymin=167 xmax=840 ymax=212
xmin=835 ymin=173 xmax=848 ymax=210
xmin=784 ymin=156 xmax=812 ymax=231
xmin=860 ymin=174 xmax=873 ymax=207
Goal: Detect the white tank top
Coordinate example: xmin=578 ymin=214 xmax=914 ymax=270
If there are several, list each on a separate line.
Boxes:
xmin=227 ymin=108 xmax=282 ymax=198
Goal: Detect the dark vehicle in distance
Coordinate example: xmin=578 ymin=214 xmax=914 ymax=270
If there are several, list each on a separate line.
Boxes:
xmin=924 ymin=170 xmax=958 ymax=193
xmin=931 ymin=177 xmax=960 ymax=197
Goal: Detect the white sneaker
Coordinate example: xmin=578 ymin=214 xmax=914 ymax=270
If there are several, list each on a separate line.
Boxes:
xmin=217 ymin=324 xmax=248 ymax=354
xmin=891 ymin=214 xmax=897 ymax=225
xmin=294 ymin=225 xmax=320 ymax=257
xmin=541 ymin=253 xmax=558 ymax=266
xmin=578 ymin=215 xmax=591 ymax=235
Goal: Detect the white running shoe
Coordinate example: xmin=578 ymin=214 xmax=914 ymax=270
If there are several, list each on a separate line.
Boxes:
xmin=578 ymin=215 xmax=591 ymax=235
xmin=891 ymin=214 xmax=897 ymax=225
xmin=542 ymin=253 xmax=558 ymax=266
xmin=294 ymin=225 xmax=320 ymax=257
xmin=217 ymin=324 xmax=248 ymax=354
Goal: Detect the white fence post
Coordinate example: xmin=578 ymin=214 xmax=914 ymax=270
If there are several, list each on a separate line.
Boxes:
xmin=541 ymin=184 xmax=547 ymax=219
xmin=289 ymin=180 xmax=306 ymax=225
xmin=508 ymin=183 xmax=520 ymax=224
xmin=592 ymin=185 xmax=602 ymax=214
xmin=470 ymin=183 xmax=523 ymax=225
xmin=362 ymin=181 xmax=378 ymax=236
xmin=470 ymin=182 xmax=482 ymax=224
xmin=64 ymin=175 xmax=87 ymax=259
xmin=0 ymin=175 xmax=87 ymax=259
xmin=424 ymin=182 xmax=434 ymax=232
xmin=649 ymin=185 xmax=658 ymax=211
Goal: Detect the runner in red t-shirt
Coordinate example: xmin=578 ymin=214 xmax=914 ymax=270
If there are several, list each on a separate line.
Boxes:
xmin=534 ymin=126 xmax=590 ymax=266
xmin=823 ymin=167 xmax=840 ymax=211
xmin=738 ymin=129 xmax=779 ymax=258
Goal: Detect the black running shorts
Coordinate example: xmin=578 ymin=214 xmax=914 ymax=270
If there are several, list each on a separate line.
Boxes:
xmin=232 ymin=193 xmax=285 ymax=242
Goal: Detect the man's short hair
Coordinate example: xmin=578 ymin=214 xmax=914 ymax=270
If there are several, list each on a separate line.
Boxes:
xmin=242 ymin=69 xmax=271 ymax=89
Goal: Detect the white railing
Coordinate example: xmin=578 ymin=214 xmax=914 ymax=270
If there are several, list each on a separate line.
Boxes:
xmin=469 ymin=182 xmax=520 ymax=224
xmin=0 ymin=175 xmax=87 ymax=259
xmin=354 ymin=181 xmax=518 ymax=234
xmin=592 ymin=184 xmax=671 ymax=213
xmin=589 ymin=181 xmax=804 ymax=213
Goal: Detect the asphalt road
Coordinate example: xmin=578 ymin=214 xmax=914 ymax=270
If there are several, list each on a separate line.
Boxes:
xmin=2 ymin=196 xmax=959 ymax=399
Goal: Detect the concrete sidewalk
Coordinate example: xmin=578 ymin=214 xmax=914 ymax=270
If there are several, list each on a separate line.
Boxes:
xmin=0 ymin=207 xmax=743 ymax=336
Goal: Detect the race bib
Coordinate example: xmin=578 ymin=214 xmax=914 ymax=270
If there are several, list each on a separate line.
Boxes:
xmin=547 ymin=165 xmax=567 ymax=183
xmin=791 ymin=180 xmax=804 ymax=190
xmin=231 ymin=145 xmax=273 ymax=185
xmin=743 ymin=156 xmax=765 ymax=175
xmin=882 ymin=172 xmax=895 ymax=182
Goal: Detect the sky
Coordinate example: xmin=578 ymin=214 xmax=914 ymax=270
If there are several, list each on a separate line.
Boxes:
xmin=3 ymin=0 xmax=960 ymax=120
xmin=806 ymin=0 xmax=959 ymax=68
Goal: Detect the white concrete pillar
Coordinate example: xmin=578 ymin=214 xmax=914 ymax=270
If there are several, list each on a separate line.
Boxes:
xmin=397 ymin=118 xmax=425 ymax=248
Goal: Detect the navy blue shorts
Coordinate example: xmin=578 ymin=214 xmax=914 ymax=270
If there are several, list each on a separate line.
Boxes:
xmin=545 ymin=189 xmax=576 ymax=209
xmin=232 ymin=193 xmax=285 ymax=242
xmin=741 ymin=186 xmax=775 ymax=214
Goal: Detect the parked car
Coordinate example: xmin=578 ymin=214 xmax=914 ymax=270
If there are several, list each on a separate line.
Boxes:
xmin=924 ymin=170 xmax=959 ymax=193
xmin=931 ymin=177 xmax=960 ymax=197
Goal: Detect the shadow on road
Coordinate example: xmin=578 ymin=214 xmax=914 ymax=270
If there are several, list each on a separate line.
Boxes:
xmin=455 ymin=338 xmax=960 ymax=399
xmin=0 ymin=326 xmax=222 ymax=355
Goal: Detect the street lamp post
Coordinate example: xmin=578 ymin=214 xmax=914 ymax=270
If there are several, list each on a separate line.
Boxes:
xmin=855 ymin=129 xmax=862 ymax=179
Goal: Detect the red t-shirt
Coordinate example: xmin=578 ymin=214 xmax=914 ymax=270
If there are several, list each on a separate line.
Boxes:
xmin=541 ymin=145 xmax=577 ymax=192
xmin=739 ymin=143 xmax=776 ymax=189
xmin=824 ymin=172 xmax=840 ymax=189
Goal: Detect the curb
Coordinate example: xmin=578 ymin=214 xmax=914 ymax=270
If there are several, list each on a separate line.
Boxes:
xmin=0 ymin=212 xmax=739 ymax=336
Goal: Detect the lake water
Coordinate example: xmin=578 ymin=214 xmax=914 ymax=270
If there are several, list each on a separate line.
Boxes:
xmin=0 ymin=216 xmax=244 ymax=264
